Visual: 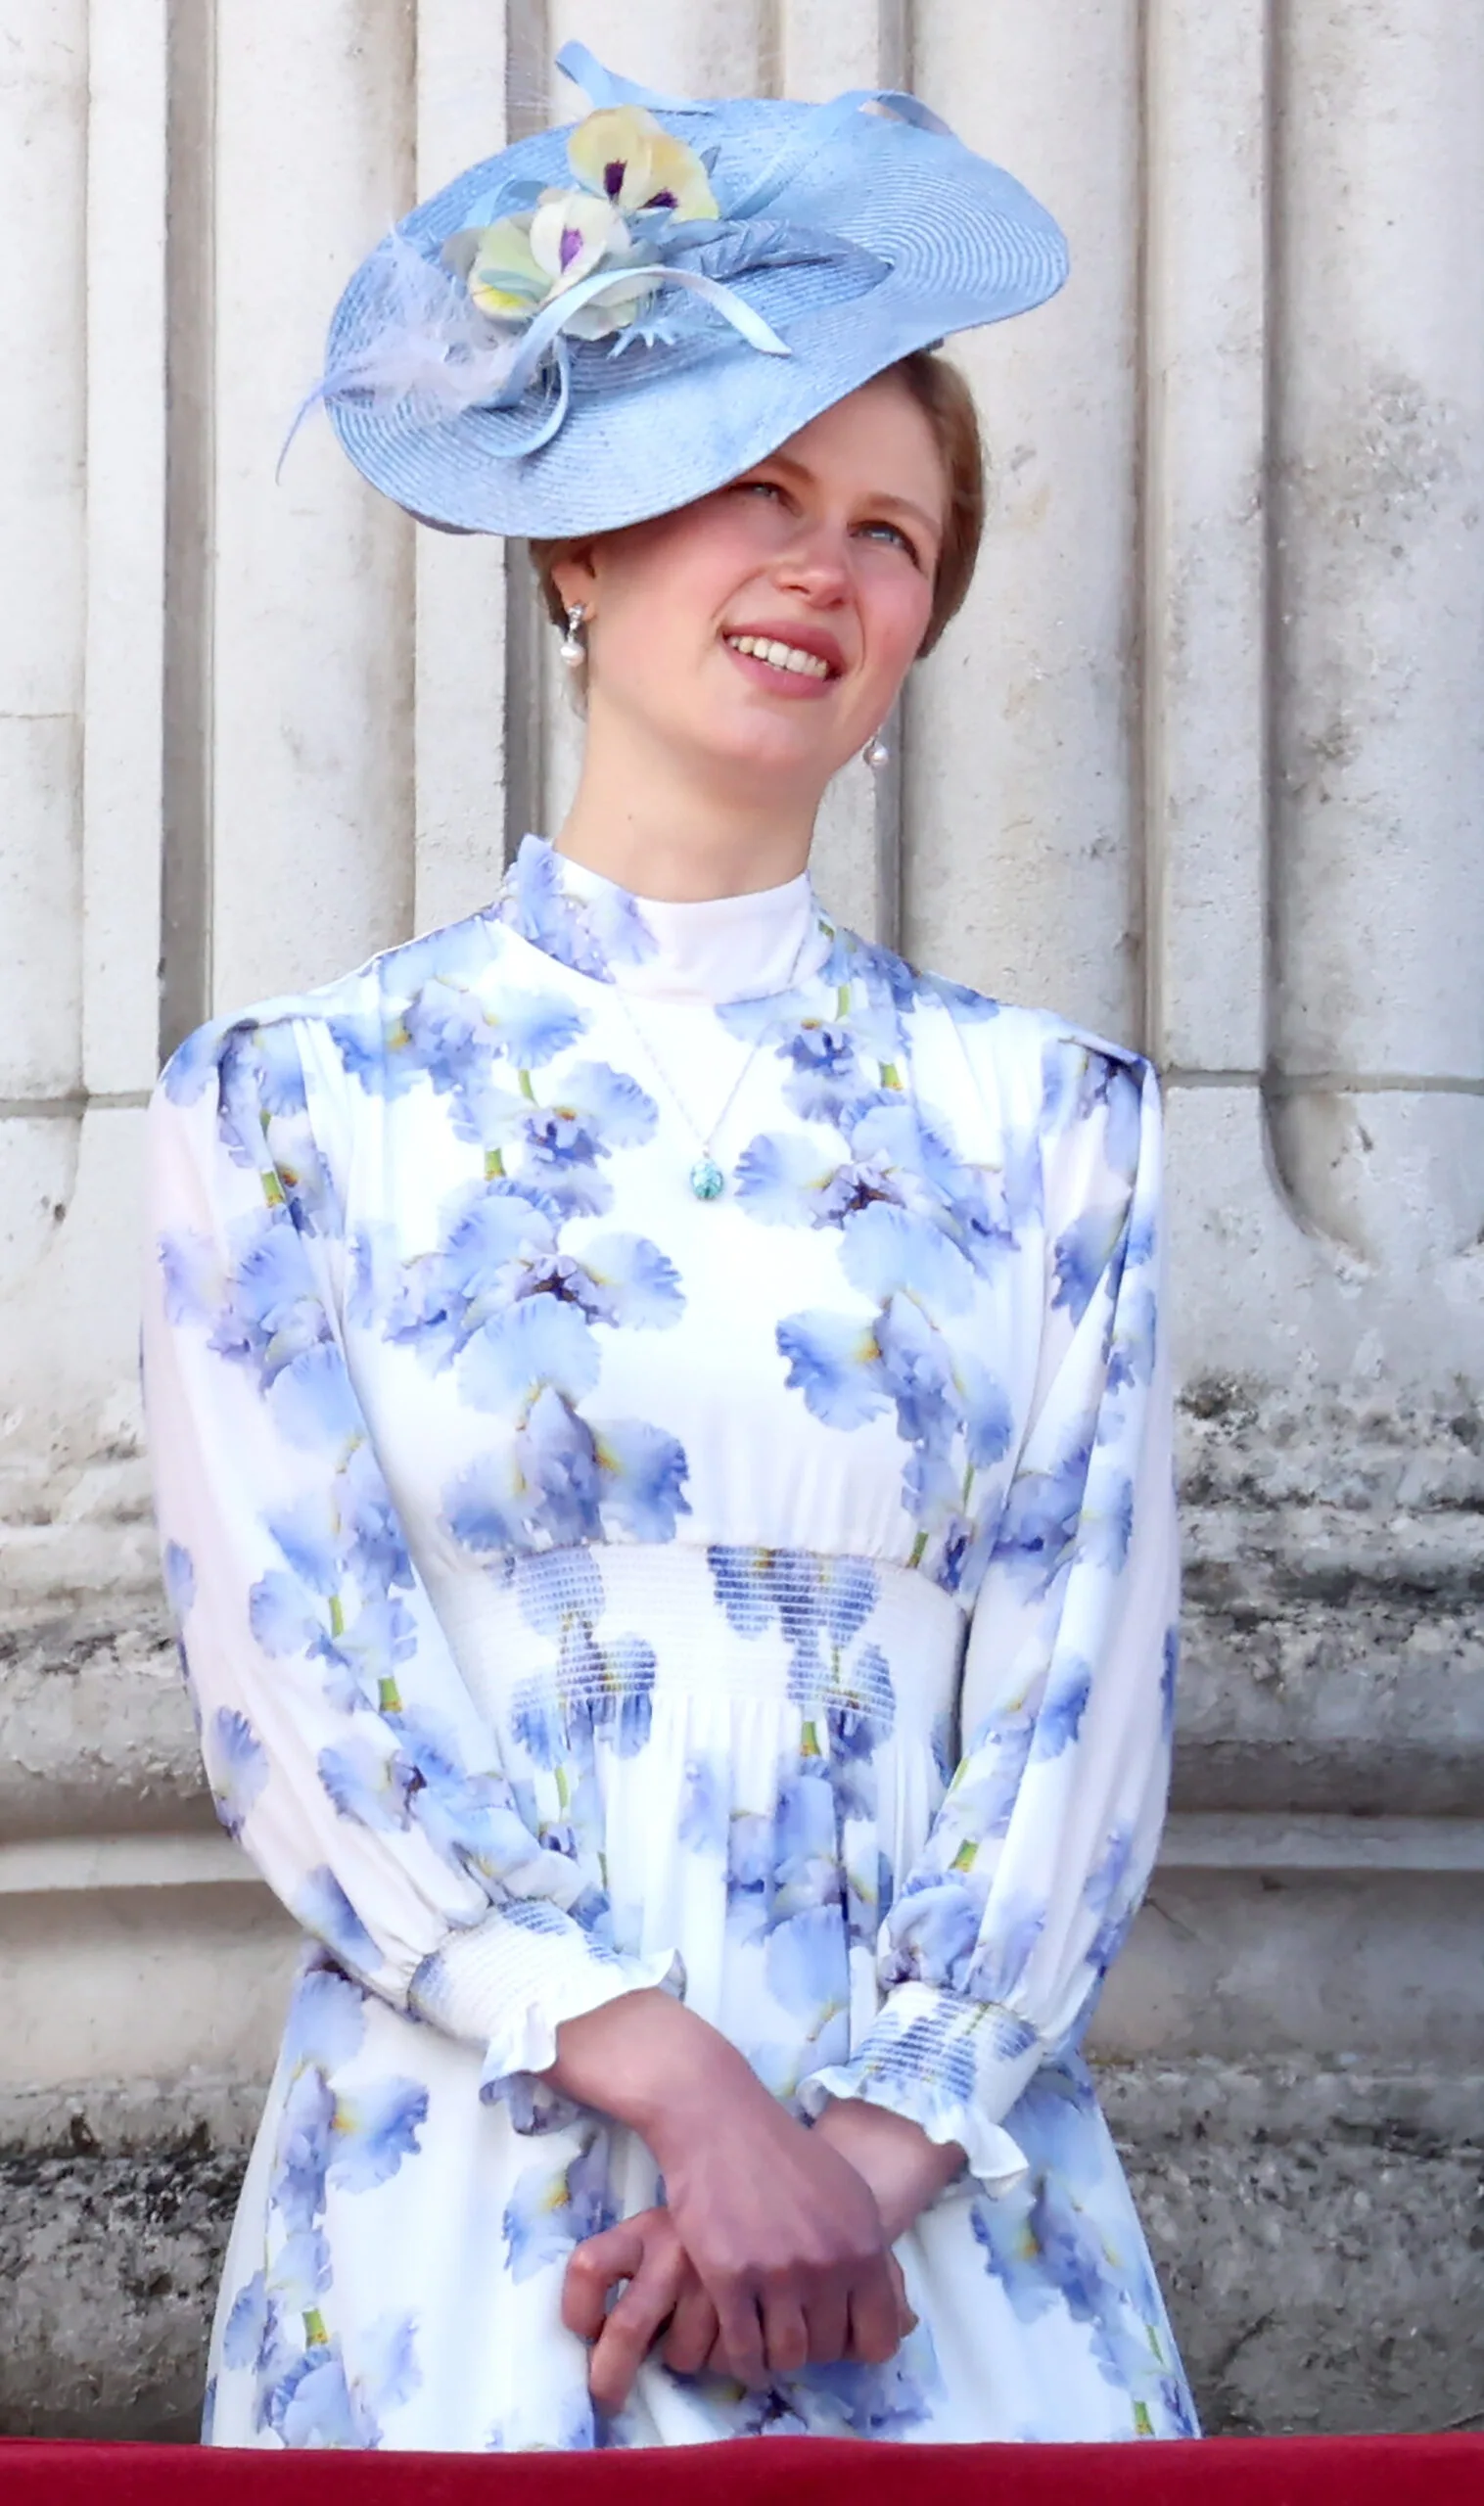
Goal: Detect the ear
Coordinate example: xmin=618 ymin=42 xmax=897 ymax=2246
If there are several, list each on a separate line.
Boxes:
xmin=550 ymin=542 xmax=600 ymax=617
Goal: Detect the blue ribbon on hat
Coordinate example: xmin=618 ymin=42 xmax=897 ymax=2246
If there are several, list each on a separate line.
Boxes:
xmin=555 ymin=39 xmax=955 ymax=223
xmin=484 ymin=256 xmax=793 ymax=415
xmin=555 ymin=42 xmax=692 ymax=114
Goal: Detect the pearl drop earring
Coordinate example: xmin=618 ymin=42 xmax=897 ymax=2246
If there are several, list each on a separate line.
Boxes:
xmin=559 ymin=604 xmax=588 ymax=669
xmin=863 ymin=732 xmax=890 ymax=771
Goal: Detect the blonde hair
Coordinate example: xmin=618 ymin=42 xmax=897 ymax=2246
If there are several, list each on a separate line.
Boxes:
xmin=528 ymin=348 xmax=985 ymax=660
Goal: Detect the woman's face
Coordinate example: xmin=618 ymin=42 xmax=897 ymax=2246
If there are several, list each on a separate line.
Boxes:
xmin=556 ymin=375 xmax=946 ymax=794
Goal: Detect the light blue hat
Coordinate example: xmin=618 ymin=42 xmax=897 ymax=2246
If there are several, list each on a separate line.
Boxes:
xmin=317 ymin=42 xmax=1068 ymax=537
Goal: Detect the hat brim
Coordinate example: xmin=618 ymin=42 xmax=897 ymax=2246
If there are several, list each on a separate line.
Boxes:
xmin=323 ymin=98 xmax=1068 ymax=538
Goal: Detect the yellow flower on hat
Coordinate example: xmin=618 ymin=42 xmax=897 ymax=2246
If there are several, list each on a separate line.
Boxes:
xmin=450 ymin=103 xmax=717 ymax=343
xmin=566 ymin=104 xmax=719 ymax=221
xmin=460 ymin=216 xmax=548 ymax=319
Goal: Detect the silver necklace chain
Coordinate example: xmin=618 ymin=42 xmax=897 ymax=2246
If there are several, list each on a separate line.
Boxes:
xmin=608 ymin=923 xmax=813 ymax=1201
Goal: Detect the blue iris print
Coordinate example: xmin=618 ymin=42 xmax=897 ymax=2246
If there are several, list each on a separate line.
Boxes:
xmin=764 ymin=1902 xmax=850 ymax=2031
xmin=1083 ymin=1824 xmax=1137 ymax=1978
xmin=272 ymin=2312 xmax=422 ymax=2449
xmin=774 ymin=1202 xmax=1014 ymax=1595
xmin=705 ymin=1548 xmax=896 ymax=1787
xmin=942 ymin=1705 xmax=1036 ymax=1843
xmin=221 ymin=2268 xmax=301 ymax=2397
xmin=1041 ymin=1039 xmax=1142 ymax=1163
xmin=293 ymin=1868 xmax=380 ymax=1971
xmin=676 ymin=1753 xmax=729 ymax=1857
xmin=247 ymin=1403 xmax=417 ymax=1707
xmin=497 ymin=1549 xmax=658 ymax=1764
xmin=722 ymin=931 xmax=1028 ymax=1600
xmin=324 ymin=917 xmax=681 ymax=1224
xmin=441 ymin=1303 xmax=688 ymax=1555
xmin=317 ymin=1702 xmax=550 ymax=1881
xmin=722 ymin=939 xmax=1117 ymax=1610
xmin=1051 ymin=1203 xmax=1129 ymax=1328
xmin=444 ymin=1393 xmax=689 ymax=1554
xmin=160 ymin=1016 xmax=237 ymax=1108
xmin=162 ymin=1538 xmax=196 ymax=1618
xmin=195 ymin=1216 xmax=333 ymax=1389
xmin=969 ymin=2065 xmax=1194 ymax=2436
xmin=1030 ymin=1658 xmax=1093 ymax=1761
xmin=351 ymin=1159 xmax=690 ymax=1556
xmin=1160 ymin=1625 xmax=1180 ymax=1742
xmin=234 ymin=1960 xmax=428 ymax=2444
xmin=495 ymin=833 xmax=659 ymax=984
xmin=250 ymin=1577 xmax=417 ymax=1713
xmin=273 ymin=2076 xmax=416 ymax=2267
xmin=984 ymin=1430 xmax=1096 ymax=1601
xmin=329 ymin=945 xmax=587 ymax=1105
xmin=502 ymin=2128 xmax=616 ymax=2284
xmin=511 ymin=1062 xmax=661 ymax=1214
xmin=420 ymin=1196 xmax=683 ymax=1379
xmin=206 ymin=1707 xmax=269 ymax=1837
xmin=1106 ymin=1274 xmax=1159 ymax=1397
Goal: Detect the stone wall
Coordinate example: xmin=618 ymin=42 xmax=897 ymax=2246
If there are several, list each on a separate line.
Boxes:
xmin=2 ymin=0 xmax=1481 ymax=2440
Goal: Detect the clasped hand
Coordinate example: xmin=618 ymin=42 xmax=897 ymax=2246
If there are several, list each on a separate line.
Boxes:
xmin=547 ymin=1987 xmax=960 ymax=2418
xmin=561 ymin=2098 xmax=914 ymax=2415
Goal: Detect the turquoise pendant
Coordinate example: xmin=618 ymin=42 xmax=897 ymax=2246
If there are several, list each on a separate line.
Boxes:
xmin=689 ymin=1154 xmax=725 ymax=1201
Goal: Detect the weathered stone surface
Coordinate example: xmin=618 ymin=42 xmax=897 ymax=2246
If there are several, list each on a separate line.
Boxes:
xmin=0 ymin=2086 xmax=252 ymax=2442
xmin=1175 ymin=1381 xmax=1484 ymax=1812
xmin=0 ymin=1595 xmax=209 ymax=1840
xmin=1109 ymin=2064 xmax=1484 ymax=2438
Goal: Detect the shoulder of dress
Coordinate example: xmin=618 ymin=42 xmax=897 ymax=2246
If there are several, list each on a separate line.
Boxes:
xmin=1006 ymin=1006 xmax=1153 ymax=1086
xmin=833 ymin=924 xmax=1150 ymax=1079
xmin=152 ymin=909 xmax=501 ymax=1111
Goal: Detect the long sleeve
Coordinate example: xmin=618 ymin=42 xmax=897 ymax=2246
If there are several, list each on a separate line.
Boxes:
xmin=141 ymin=1010 xmax=678 ymax=2103
xmin=799 ymin=1043 xmax=1177 ymax=2191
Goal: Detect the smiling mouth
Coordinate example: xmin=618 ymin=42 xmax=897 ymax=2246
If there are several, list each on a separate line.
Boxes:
xmin=722 ymin=632 xmax=836 ymax=681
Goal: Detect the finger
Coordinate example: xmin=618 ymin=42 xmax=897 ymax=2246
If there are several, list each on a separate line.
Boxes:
xmin=887 ymin=2251 xmax=919 ymax=2337
xmin=844 ymin=2259 xmax=903 ymax=2367
xmin=761 ymin=2294 xmax=810 ymax=2380
xmin=588 ymin=2247 xmax=687 ymax=2416
xmin=710 ymin=2285 xmax=767 ymax=2388
xmin=661 ymin=2283 xmax=720 ymax=2379
xmin=561 ymin=2220 xmax=649 ymax=2341
xmin=803 ymin=2289 xmax=850 ymax=2366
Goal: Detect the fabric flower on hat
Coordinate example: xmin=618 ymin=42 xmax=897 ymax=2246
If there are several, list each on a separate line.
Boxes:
xmin=566 ymin=103 xmax=719 ymax=220
xmin=449 ymin=104 xmax=718 ymax=343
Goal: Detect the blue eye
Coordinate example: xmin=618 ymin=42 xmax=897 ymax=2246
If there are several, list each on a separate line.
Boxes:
xmin=859 ymin=520 xmax=917 ymax=558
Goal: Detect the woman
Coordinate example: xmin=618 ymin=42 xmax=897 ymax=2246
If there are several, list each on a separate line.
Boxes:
xmin=143 ymin=44 xmax=1197 ymax=2451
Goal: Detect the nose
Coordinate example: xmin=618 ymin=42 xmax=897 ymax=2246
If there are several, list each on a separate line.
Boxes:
xmin=772 ymin=514 xmax=853 ymax=607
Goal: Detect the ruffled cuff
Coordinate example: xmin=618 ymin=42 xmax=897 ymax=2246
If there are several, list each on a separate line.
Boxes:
xmin=797 ymin=1980 xmax=1042 ymax=2193
xmin=409 ymin=1898 xmax=683 ymax=2094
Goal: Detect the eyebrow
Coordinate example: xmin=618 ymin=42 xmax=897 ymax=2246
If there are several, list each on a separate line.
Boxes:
xmin=758 ymin=451 xmax=943 ymax=540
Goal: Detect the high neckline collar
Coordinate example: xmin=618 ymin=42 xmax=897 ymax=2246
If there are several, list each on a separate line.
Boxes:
xmin=492 ymin=834 xmax=831 ymax=1004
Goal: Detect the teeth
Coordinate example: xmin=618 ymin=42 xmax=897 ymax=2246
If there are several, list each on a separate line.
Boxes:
xmin=725 ymin=633 xmax=831 ymax=679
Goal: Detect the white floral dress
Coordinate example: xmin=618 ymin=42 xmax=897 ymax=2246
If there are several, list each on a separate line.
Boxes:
xmin=142 ymin=835 xmax=1197 ymax=2451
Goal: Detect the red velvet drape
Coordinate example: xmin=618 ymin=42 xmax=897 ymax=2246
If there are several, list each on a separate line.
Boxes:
xmin=2 ymin=2436 xmax=1481 ymax=2502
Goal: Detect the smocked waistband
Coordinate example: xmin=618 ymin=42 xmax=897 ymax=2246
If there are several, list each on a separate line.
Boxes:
xmin=432 ymin=1540 xmax=965 ymax=1732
